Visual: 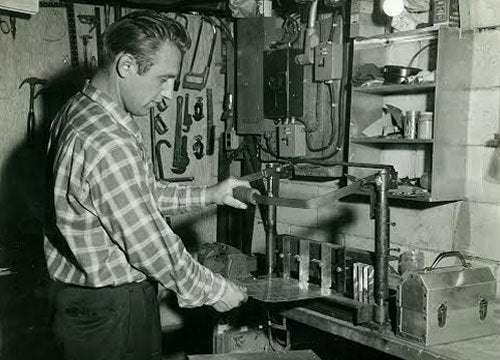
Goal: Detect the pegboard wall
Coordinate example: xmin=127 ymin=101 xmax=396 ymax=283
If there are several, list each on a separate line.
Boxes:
xmin=0 ymin=4 xmax=228 ymax=254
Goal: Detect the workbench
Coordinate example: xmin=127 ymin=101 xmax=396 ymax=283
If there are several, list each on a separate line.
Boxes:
xmin=281 ymin=300 xmax=500 ymax=360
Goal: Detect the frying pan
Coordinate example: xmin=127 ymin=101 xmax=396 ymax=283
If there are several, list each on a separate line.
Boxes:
xmin=383 ymin=65 xmax=421 ymax=84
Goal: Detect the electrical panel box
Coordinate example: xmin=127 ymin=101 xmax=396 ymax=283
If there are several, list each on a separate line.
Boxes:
xmin=277 ymin=123 xmax=306 ymax=158
xmin=235 ymin=17 xmax=279 ymax=134
xmin=263 ymin=48 xmax=304 ymax=119
xmin=314 ymin=41 xmax=343 ymax=82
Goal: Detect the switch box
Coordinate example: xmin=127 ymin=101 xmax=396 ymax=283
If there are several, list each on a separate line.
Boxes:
xmin=277 ymin=123 xmax=306 ymax=158
xmin=314 ymin=41 xmax=343 ymax=82
xmin=224 ymin=128 xmax=240 ymax=151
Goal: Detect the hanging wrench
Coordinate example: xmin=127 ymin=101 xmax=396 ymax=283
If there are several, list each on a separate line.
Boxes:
xmin=193 ymin=96 xmax=204 ymax=121
xmin=171 ymin=96 xmax=190 ymax=174
xmin=206 ymin=88 xmax=215 ymax=156
xmin=182 ymin=93 xmax=193 ymax=133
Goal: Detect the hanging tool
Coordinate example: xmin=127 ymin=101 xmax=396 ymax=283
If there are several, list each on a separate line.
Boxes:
xmin=39 ymin=2 xmax=77 ymax=66
xmin=150 ymin=108 xmax=158 ymax=178
xmin=206 ymin=88 xmax=215 ymax=156
xmin=182 ymin=93 xmax=193 ymax=133
xmin=80 ymin=34 xmax=93 ymax=77
xmin=0 ymin=16 xmax=16 ymax=39
xmin=90 ymin=56 xmax=97 ymax=74
xmin=19 ymin=77 xmax=47 ymax=147
xmin=157 ymin=99 xmax=168 ymax=113
xmin=9 ymin=16 xmax=16 ymax=39
xmin=94 ymin=7 xmax=102 ymax=65
xmin=0 ymin=17 xmax=9 ymax=35
xmin=113 ymin=5 xmax=122 ymax=21
xmin=171 ymin=96 xmax=190 ymax=174
xmin=182 ymin=18 xmax=217 ymax=91
xmin=193 ymin=135 xmax=205 ymax=159
xmin=155 ymin=139 xmax=172 ymax=180
xmin=174 ymin=14 xmax=188 ymax=91
xmin=77 ymin=8 xmax=102 ymax=65
xmin=193 ymin=96 xmax=204 ymax=121
xmin=222 ymin=92 xmax=239 ymax=151
xmin=154 ymin=114 xmax=168 ymax=135
xmin=103 ymin=5 xmax=111 ymax=28
xmin=66 ymin=3 xmax=79 ymax=68
xmin=163 ymin=177 xmax=195 ymax=183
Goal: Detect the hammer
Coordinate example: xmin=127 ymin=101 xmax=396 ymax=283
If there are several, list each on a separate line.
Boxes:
xmin=80 ymin=35 xmax=93 ymax=77
xmin=19 ymin=77 xmax=47 ymax=147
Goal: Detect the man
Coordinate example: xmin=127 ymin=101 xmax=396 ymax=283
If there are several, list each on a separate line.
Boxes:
xmin=45 ymin=10 xmax=248 ymax=360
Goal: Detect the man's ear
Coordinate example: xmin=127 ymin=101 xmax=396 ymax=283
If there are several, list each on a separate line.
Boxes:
xmin=116 ymin=53 xmax=137 ymax=79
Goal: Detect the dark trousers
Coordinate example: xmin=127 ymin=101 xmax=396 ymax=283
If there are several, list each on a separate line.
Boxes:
xmin=53 ymin=280 xmax=161 ymax=360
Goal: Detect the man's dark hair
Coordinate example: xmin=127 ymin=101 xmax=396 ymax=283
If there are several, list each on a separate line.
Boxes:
xmin=101 ymin=10 xmax=191 ymax=75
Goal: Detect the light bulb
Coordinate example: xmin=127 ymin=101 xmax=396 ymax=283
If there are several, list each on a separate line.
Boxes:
xmin=382 ymin=0 xmax=405 ymax=17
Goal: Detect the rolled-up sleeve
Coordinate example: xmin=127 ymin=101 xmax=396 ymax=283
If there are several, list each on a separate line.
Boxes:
xmin=88 ymin=145 xmax=226 ymax=307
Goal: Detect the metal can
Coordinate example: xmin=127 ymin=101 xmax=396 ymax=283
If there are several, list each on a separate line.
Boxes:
xmin=417 ymin=111 xmax=433 ymax=139
xmin=398 ymin=249 xmax=425 ymax=275
xmin=404 ymin=111 xmax=418 ymax=139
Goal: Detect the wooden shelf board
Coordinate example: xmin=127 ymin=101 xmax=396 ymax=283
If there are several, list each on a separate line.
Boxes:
xmin=352 ymin=83 xmax=435 ymax=94
xmin=354 ymin=27 xmax=439 ymax=45
xmin=351 ymin=138 xmax=433 ymax=144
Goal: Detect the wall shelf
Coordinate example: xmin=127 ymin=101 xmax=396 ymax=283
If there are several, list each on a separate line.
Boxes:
xmin=353 ymin=83 xmax=435 ymax=95
xmin=348 ymin=27 xmax=474 ymax=202
xmin=351 ymin=138 xmax=433 ymax=145
xmin=354 ymin=27 xmax=439 ymax=46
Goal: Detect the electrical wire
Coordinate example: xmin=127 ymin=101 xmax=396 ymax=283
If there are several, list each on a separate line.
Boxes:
xmin=203 ymin=16 xmax=235 ymax=47
xmin=407 ymin=43 xmax=436 ymax=67
xmin=269 ymin=13 xmax=301 ymax=48
xmin=291 ymin=12 xmax=347 ymax=162
xmin=304 ymin=82 xmax=337 ymax=152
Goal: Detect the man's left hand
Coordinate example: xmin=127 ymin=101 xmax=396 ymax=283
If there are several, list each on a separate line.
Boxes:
xmin=206 ymin=177 xmax=251 ymax=209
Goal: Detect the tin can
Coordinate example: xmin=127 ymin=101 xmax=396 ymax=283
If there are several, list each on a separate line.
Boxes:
xmin=398 ymin=249 xmax=425 ymax=275
xmin=417 ymin=111 xmax=433 ymax=139
xmin=404 ymin=111 xmax=418 ymax=139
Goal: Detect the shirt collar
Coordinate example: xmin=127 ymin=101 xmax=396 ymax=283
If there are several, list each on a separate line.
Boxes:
xmin=82 ymin=81 xmax=142 ymax=141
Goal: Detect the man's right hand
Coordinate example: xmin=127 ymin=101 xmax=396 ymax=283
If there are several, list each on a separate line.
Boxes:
xmin=212 ymin=280 xmax=248 ymax=312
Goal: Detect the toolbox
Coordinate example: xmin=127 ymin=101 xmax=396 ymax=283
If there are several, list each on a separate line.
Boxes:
xmin=397 ymin=251 xmax=497 ymax=346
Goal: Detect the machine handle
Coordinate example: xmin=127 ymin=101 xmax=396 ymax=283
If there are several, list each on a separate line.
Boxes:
xmin=426 ymin=251 xmax=470 ymax=271
xmin=233 ymin=186 xmax=260 ymax=205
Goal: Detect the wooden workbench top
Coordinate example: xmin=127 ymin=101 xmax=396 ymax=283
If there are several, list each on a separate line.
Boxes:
xmin=282 ymin=300 xmax=500 ymax=360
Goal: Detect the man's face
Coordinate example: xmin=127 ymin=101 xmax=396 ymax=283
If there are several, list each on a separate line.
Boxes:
xmin=121 ymin=41 xmax=181 ymax=116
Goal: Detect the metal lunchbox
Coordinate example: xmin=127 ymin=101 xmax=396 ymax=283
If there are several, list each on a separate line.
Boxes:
xmin=397 ymin=251 xmax=497 ymax=346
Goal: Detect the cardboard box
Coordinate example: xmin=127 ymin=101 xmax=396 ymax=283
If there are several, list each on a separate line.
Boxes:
xmin=433 ymin=0 xmax=460 ymax=27
xmin=350 ymin=0 xmax=387 ymax=37
xmin=459 ymin=0 xmax=500 ymax=29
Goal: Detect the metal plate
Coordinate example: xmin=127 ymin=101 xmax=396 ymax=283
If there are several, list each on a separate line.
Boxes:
xmin=238 ymin=277 xmax=329 ymax=303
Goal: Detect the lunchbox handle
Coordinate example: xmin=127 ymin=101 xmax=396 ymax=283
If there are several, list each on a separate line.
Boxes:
xmin=425 ymin=251 xmax=471 ymax=271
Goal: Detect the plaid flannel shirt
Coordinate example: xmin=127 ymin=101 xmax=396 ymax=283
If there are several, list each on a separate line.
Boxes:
xmin=44 ymin=82 xmax=226 ymax=307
